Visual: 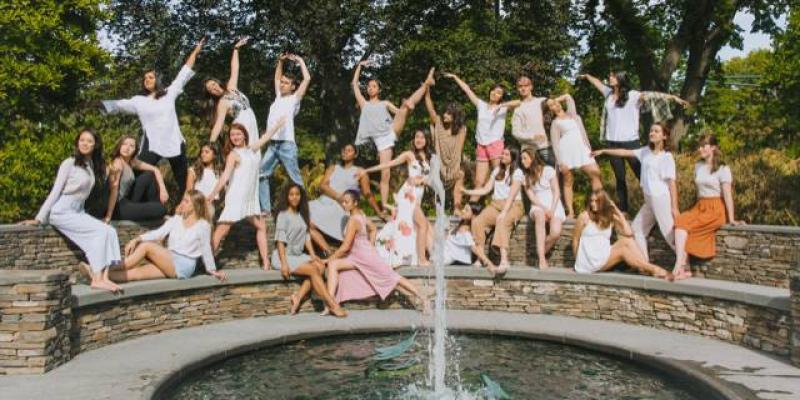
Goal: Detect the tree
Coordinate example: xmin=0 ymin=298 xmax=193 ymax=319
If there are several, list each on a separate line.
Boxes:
xmin=767 ymin=6 xmax=800 ymax=156
xmin=0 ymin=0 xmax=109 ymax=140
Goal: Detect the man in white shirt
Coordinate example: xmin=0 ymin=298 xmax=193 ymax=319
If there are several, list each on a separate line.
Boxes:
xmin=259 ymin=53 xmax=311 ymax=215
xmin=504 ymin=76 xmax=556 ymax=167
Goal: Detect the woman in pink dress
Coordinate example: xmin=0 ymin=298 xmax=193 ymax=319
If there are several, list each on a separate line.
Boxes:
xmin=324 ymin=190 xmax=430 ymax=314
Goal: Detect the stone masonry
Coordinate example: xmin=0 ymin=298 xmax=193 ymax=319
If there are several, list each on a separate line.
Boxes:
xmin=0 ymin=271 xmax=71 ymax=375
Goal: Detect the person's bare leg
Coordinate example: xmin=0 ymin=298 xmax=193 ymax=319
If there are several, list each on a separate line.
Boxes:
xmin=294 ymin=262 xmax=347 ymax=317
xmin=392 ymin=68 xmax=435 ymax=136
xmin=614 ymin=238 xmax=673 ymax=280
xmin=452 ymin=174 xmax=464 ymax=210
xmin=396 ymin=277 xmax=430 ymax=314
xmin=114 ymin=243 xmax=175 ymax=281
xmin=545 ymin=217 xmax=563 ymax=254
xmin=123 ymin=241 xmax=159 ymax=269
xmin=472 ymin=161 xmax=489 ymax=203
xmin=323 ymin=259 xmax=358 ymax=314
xmin=290 ymin=279 xmax=312 ymax=315
xmin=673 ymin=228 xmax=691 ymax=279
xmin=583 ymin=163 xmax=603 ymax=192
xmin=413 ymin=206 xmax=430 ymax=266
xmin=309 ymin=225 xmax=331 ymax=254
xmin=110 ymin=264 xmax=169 ymax=282
xmin=212 ymin=223 xmax=232 ymax=254
xmin=250 ymin=215 xmax=271 ymax=270
xmin=378 ymin=148 xmax=393 ymax=208
xmin=562 ymin=169 xmax=575 ymax=218
xmin=531 ymin=208 xmax=548 ymax=269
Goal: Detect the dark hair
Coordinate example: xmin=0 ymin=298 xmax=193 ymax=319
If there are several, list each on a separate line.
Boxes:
xmin=443 ymin=103 xmax=465 ymax=137
xmin=282 ymin=72 xmax=299 ymax=90
xmin=223 ymin=123 xmax=250 ymax=157
xmin=585 ymin=190 xmax=616 ymax=229
xmin=611 ymin=70 xmax=631 ymax=108
xmin=452 ymin=203 xmax=481 ymax=235
xmin=141 ymin=69 xmax=168 ymax=100
xmin=411 ymin=129 xmax=432 ymax=166
xmin=185 ymin=189 xmax=211 ymax=222
xmin=495 ymin=147 xmax=519 ymax=183
xmin=339 ymin=143 xmax=358 ymax=165
xmin=111 ymin=134 xmax=138 ymax=161
xmin=520 ymin=148 xmax=546 ymax=188
xmin=73 ymin=128 xmax=106 ymax=182
xmin=698 ymin=133 xmax=725 ymax=173
xmin=342 ymin=189 xmax=361 ymax=204
xmin=202 ymin=78 xmax=226 ymax=127
xmin=279 ymin=183 xmax=311 ymax=232
xmin=489 ymin=84 xmax=506 ymax=103
xmin=648 ymin=122 xmax=671 ymax=152
xmin=192 ymin=141 xmax=222 ymax=181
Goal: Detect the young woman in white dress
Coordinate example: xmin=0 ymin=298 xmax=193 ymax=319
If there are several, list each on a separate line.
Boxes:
xmin=21 ymin=129 xmax=122 ymax=293
xmin=204 ymin=38 xmax=259 ymax=144
xmin=186 ymin=142 xmax=221 ymax=217
xmin=110 ymin=190 xmax=226 ymax=282
xmin=573 ymin=190 xmax=672 ymax=280
xmin=547 ymin=94 xmax=602 ymax=218
xmin=518 ymin=149 xmax=566 ymax=269
xmin=208 ymin=119 xmax=286 ymax=270
xmin=360 ymin=130 xmax=435 ymax=267
xmin=593 ymin=122 xmax=679 ymax=262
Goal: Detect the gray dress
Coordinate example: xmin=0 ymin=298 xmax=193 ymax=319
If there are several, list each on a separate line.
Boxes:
xmin=308 ymin=165 xmax=358 ymax=241
xmin=270 ymin=211 xmax=312 ymax=272
xmin=355 ymin=102 xmax=393 ymax=145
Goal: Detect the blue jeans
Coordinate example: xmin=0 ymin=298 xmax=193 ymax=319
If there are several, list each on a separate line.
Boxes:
xmin=258 ymin=140 xmax=304 ymax=213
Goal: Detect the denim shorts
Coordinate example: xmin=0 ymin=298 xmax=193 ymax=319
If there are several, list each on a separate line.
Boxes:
xmin=171 ymin=251 xmax=197 ymax=279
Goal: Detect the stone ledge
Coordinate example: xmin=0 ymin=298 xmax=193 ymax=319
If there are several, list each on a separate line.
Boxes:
xmin=0 ymin=271 xmax=68 ymax=286
xmin=72 ymin=267 xmax=790 ymax=311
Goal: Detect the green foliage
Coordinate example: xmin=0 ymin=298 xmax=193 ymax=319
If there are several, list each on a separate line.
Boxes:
xmin=765 ymin=7 xmax=800 ymax=156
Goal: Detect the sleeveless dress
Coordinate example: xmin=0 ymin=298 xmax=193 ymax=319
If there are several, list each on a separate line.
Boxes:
xmin=308 ymin=165 xmax=359 ymax=241
xmin=224 ymin=89 xmax=259 ymax=145
xmin=355 ymin=102 xmax=394 ymax=145
xmin=194 ymin=168 xmax=218 ymax=199
xmin=553 ymin=117 xmax=594 ymax=169
xmin=376 ymin=159 xmax=430 ymax=266
xmin=574 ymin=220 xmax=612 ymax=274
xmin=527 ymin=166 xmax=567 ymax=222
xmin=218 ymin=147 xmax=261 ymax=222
xmin=335 ymin=214 xmax=403 ymax=303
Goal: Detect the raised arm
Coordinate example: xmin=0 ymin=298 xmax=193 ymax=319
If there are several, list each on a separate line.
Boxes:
xmin=274 ymin=53 xmax=286 ymax=95
xmin=291 ymin=55 xmax=311 ymax=99
xmin=184 ymin=36 xmax=206 ymax=69
xmin=351 ymin=60 xmax=368 ymax=107
xmin=361 ymin=151 xmax=413 ymax=175
xmin=131 ymin=159 xmax=169 ymax=204
xmin=498 ymin=99 xmax=522 ymax=110
xmin=640 ymin=91 xmax=690 ymax=108
xmin=424 ymin=89 xmax=439 ymax=125
xmin=577 ymin=73 xmax=608 ymax=96
xmin=227 ymin=38 xmax=248 ymax=91
xmin=592 ymin=148 xmax=635 ymax=158
xmin=209 ymin=100 xmax=230 ymax=142
xmin=208 ymin=152 xmax=238 ymax=201
xmin=443 ymin=73 xmax=481 ymax=106
xmin=250 ymin=117 xmax=288 ymax=151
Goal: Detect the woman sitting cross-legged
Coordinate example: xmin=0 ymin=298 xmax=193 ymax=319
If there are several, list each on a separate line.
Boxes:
xmin=441 ymin=203 xmax=495 ymax=268
xmin=273 ymin=183 xmax=347 ymax=317
xmin=109 ymin=190 xmax=226 ymax=282
xmin=572 ymin=190 xmax=673 ymax=281
xmin=324 ymin=190 xmax=430 ymax=315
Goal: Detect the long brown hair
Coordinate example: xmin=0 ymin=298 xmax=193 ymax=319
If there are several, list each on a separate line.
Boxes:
xmin=585 ymin=190 xmax=616 ymax=229
xmin=203 ymin=78 xmax=226 ymax=127
xmin=648 ymin=122 xmax=672 ymax=152
xmin=520 ymin=148 xmax=545 ymax=188
xmin=111 ymin=134 xmax=138 ymax=161
xmin=141 ymin=69 xmax=168 ymax=99
xmin=186 ymin=189 xmax=210 ymax=221
xmin=495 ymin=147 xmax=518 ymax=183
xmin=192 ymin=142 xmax=222 ymax=180
xmin=73 ymin=128 xmax=106 ymax=182
xmin=223 ymin=123 xmax=250 ymax=157
xmin=698 ymin=133 xmax=725 ymax=172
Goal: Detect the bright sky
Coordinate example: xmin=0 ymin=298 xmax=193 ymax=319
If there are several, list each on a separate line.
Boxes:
xmin=718 ymin=11 xmax=787 ymax=60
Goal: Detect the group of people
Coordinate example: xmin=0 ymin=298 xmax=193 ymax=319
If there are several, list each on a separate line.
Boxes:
xmin=21 ymin=38 xmax=744 ymax=315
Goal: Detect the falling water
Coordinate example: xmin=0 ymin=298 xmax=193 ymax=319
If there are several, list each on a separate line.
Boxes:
xmin=427 ymin=154 xmax=450 ymax=396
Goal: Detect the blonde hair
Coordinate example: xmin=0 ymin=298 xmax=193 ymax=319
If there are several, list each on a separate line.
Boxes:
xmin=186 ymin=189 xmax=210 ymax=221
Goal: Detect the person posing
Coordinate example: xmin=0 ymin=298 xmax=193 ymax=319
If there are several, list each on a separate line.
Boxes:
xmin=461 ymin=148 xmax=525 ymax=275
xmin=185 ymin=142 xmax=222 ymax=216
xmin=259 ymin=53 xmax=311 ymax=216
xmin=442 ymin=204 xmax=494 ymax=268
xmin=102 ymin=135 xmax=168 ymax=222
xmin=102 ymin=37 xmax=206 ymax=197
xmin=519 ymin=149 xmax=566 ymax=269
xmin=445 ymin=73 xmax=508 ymax=203
xmin=209 ymin=120 xmax=286 ymax=270
xmin=308 ymin=144 xmax=385 ymax=253
xmin=352 ymin=63 xmax=434 ymax=209
xmin=503 ymin=76 xmax=555 ymax=166
xmin=272 ymin=183 xmax=347 ymax=317
xmin=361 ymin=130 xmax=434 ymax=267
xmin=573 ymin=190 xmax=673 ymax=280
xmin=111 ymin=190 xmax=225 ymax=282
xmin=579 ymin=71 xmax=688 ymax=214
xmin=325 ymin=190 xmax=430 ymax=314
xmin=673 ymin=134 xmax=744 ymax=279
xmin=547 ymin=94 xmax=603 ymax=218
xmin=593 ymin=122 xmax=678 ymax=262
xmin=205 ymin=38 xmax=259 ymax=144
xmin=424 ymin=83 xmax=467 ymax=211
xmin=21 ymin=129 xmax=122 ymax=293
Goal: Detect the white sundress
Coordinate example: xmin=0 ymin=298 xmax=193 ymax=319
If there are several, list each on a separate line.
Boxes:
xmin=225 ymin=89 xmax=259 ymax=145
xmin=527 ymin=166 xmax=567 ymax=222
xmin=574 ymin=220 xmax=612 ymax=274
xmin=553 ymin=117 xmax=595 ymax=169
xmin=376 ymin=158 xmax=430 ymax=266
xmin=218 ymin=147 xmax=261 ymax=222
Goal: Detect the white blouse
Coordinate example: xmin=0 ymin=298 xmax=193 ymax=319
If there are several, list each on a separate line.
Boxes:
xmin=35 ymin=158 xmax=95 ymax=224
xmin=102 ymin=65 xmax=195 ymax=158
xmin=603 ymin=87 xmax=642 ymax=142
xmin=267 ymin=94 xmax=301 ymax=142
xmin=633 ymin=146 xmax=676 ymax=197
xmin=529 ymin=166 xmax=558 ymax=194
xmin=139 ymin=215 xmax=217 ymax=271
xmin=491 ymin=167 xmax=525 ymax=201
xmin=695 ymin=162 xmax=732 ymax=198
xmin=475 ymin=100 xmax=508 ymax=146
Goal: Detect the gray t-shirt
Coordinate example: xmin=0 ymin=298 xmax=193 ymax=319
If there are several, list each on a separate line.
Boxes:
xmin=274 ymin=210 xmax=310 ymax=256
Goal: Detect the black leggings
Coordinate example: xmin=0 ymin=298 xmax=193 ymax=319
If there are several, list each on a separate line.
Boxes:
xmin=137 ymin=136 xmax=188 ymax=196
xmin=113 ymin=172 xmax=167 ymax=221
xmin=606 ymin=140 xmax=642 ymax=212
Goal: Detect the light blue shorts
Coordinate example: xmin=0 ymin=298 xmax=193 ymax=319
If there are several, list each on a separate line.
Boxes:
xmin=171 ymin=251 xmax=197 ymax=279
xmin=372 ymin=132 xmax=396 ymax=152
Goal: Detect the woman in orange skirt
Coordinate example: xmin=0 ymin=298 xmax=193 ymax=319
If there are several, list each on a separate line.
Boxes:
xmin=673 ymin=135 xmax=744 ymax=279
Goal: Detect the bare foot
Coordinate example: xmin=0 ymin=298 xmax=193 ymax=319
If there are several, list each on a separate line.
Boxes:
xmin=419 ymin=260 xmax=432 ymax=267
xmin=90 ymin=280 xmax=116 ymax=293
xmin=674 ymin=270 xmax=692 ymax=281
xmin=538 ymin=259 xmax=549 ymax=270
xmin=78 ymin=262 xmax=93 ymax=282
xmin=320 ymin=307 xmax=330 ymax=316
xmin=425 ymin=67 xmax=436 ymax=86
xmin=290 ymin=294 xmax=301 ymax=315
xmin=330 ymin=306 xmax=348 ymax=318
xmin=262 ymin=261 xmax=271 ymax=271
xmin=498 ymin=262 xmax=510 ymax=275
xmin=486 ymin=264 xmax=498 ymax=277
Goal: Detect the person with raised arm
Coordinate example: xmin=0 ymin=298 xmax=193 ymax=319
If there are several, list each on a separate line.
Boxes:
xmin=21 ymin=129 xmax=122 ymax=293
xmin=204 ymin=38 xmax=259 ymax=144
xmin=424 ymin=82 xmax=468 ymax=211
xmin=209 ymin=119 xmax=286 ymax=270
xmin=519 ymin=149 xmax=566 ymax=269
xmin=308 ymin=144 xmax=386 ymax=254
xmin=578 ymin=71 xmax=688 ymax=214
xmin=352 ymin=63 xmax=434 ymax=209
xmin=110 ymin=190 xmax=226 ymax=282
xmin=444 ymin=73 xmax=509 ymax=203
xmin=258 ymin=53 xmax=311 ymax=216
xmin=500 ymin=76 xmax=555 ymax=166
xmin=101 ymin=37 xmax=206 ymax=197
xmin=592 ymin=122 xmax=679 ymax=262
xmin=546 ymin=93 xmax=603 ymax=218
xmin=102 ymin=135 xmax=168 ymax=222
xmin=573 ymin=190 xmax=673 ymax=281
